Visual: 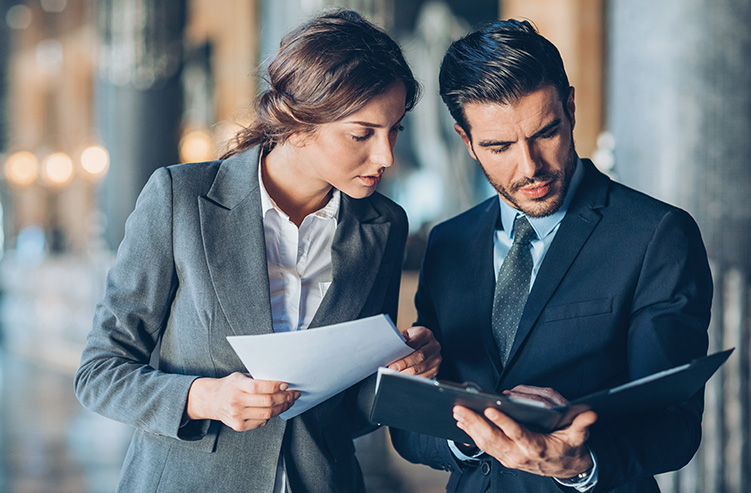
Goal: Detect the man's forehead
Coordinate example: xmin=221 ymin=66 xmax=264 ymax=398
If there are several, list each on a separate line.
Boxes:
xmin=463 ymin=88 xmax=564 ymax=138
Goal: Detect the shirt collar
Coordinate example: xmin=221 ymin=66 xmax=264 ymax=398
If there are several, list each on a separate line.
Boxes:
xmin=257 ymin=152 xmax=341 ymax=221
xmin=498 ymin=157 xmax=585 ymax=240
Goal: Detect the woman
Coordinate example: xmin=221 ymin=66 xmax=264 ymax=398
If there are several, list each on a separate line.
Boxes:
xmin=75 ymin=10 xmax=440 ymax=493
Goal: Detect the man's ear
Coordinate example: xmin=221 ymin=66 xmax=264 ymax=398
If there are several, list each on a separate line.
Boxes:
xmin=454 ymin=123 xmax=477 ymax=160
xmin=566 ymin=86 xmax=576 ymax=130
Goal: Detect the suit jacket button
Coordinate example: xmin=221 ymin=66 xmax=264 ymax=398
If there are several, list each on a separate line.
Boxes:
xmin=480 ymin=461 xmax=491 ymax=475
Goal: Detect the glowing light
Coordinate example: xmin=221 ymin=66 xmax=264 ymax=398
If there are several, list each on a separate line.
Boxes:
xmin=4 ymin=151 xmax=39 ymax=186
xmin=36 ymin=39 xmax=63 ymax=75
xmin=40 ymin=0 xmax=67 ymax=13
xmin=179 ymin=129 xmax=214 ymax=163
xmin=43 ymin=152 xmax=74 ymax=186
xmin=80 ymin=145 xmax=110 ymax=180
xmin=6 ymin=5 xmax=32 ymax=30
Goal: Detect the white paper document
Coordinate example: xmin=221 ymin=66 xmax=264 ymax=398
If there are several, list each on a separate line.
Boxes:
xmin=226 ymin=314 xmax=414 ymax=420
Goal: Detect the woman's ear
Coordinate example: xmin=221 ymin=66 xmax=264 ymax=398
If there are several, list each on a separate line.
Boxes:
xmin=288 ymin=131 xmax=309 ymax=148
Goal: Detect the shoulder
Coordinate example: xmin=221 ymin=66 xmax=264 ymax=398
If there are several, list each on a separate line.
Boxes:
xmin=605 ymin=180 xmax=701 ymax=234
xmin=135 ymin=161 xmax=225 ymax=204
xmin=162 ymin=160 xmax=224 ymax=194
xmin=430 ymin=196 xmax=497 ymax=242
xmin=578 ymin=161 xmax=701 ymax=236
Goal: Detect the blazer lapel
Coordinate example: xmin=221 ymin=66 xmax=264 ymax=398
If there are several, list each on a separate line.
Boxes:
xmin=308 ymin=194 xmax=391 ymax=329
xmin=199 ymin=148 xmax=274 ymax=337
xmin=501 ymin=160 xmax=610 ymax=377
xmin=471 ymin=198 xmax=505 ymax=377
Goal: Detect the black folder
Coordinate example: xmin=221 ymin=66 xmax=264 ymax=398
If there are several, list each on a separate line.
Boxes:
xmin=370 ymin=349 xmax=733 ymax=444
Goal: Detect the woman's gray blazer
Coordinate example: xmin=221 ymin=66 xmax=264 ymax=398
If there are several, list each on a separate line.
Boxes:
xmin=74 ymin=147 xmax=408 ymax=492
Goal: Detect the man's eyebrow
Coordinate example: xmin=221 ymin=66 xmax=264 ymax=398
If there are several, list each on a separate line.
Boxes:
xmin=477 ymin=118 xmax=562 ymax=148
xmin=478 ymin=138 xmax=513 ymax=148
xmin=531 ymin=118 xmax=562 ymax=138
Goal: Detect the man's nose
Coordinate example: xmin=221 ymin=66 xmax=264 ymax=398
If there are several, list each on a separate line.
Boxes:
xmin=517 ymin=141 xmax=543 ymax=177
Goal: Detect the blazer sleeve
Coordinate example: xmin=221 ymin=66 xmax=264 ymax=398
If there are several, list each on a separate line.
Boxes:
xmin=74 ymin=167 xmax=199 ymax=440
xmin=587 ymin=208 xmax=712 ymax=491
xmin=348 ymin=201 xmax=410 ymax=438
xmin=389 ymin=228 xmax=466 ymax=474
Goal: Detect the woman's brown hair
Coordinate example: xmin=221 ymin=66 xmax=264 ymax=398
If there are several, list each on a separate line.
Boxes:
xmin=222 ymin=9 xmax=420 ymax=158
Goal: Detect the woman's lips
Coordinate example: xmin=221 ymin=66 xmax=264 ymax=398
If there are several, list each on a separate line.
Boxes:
xmin=359 ymin=174 xmax=382 ymax=187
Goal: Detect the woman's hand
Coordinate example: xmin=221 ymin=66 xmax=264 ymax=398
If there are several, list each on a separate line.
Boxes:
xmin=186 ymin=372 xmax=300 ymax=431
xmin=387 ymin=326 xmax=441 ymax=378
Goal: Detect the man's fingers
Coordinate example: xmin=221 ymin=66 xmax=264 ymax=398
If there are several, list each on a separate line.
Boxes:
xmin=503 ymin=385 xmax=568 ymax=407
xmin=563 ymin=411 xmax=598 ymax=445
xmin=454 ymin=406 xmax=511 ymax=453
xmin=483 ymin=407 xmax=525 ymax=442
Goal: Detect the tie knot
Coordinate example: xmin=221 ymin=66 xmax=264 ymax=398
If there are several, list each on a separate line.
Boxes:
xmin=512 ymin=216 xmax=536 ymax=245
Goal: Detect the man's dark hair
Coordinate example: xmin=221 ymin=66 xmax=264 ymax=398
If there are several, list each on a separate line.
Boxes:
xmin=439 ymin=19 xmax=570 ymax=133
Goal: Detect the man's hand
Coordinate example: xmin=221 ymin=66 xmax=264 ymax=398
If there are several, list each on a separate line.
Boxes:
xmin=453 ymin=385 xmax=597 ymax=478
xmin=186 ymin=373 xmax=300 ymax=431
xmin=387 ymin=326 xmax=441 ymax=378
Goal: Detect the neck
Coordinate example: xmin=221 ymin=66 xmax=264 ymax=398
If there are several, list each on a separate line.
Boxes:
xmin=262 ymin=143 xmax=333 ymax=227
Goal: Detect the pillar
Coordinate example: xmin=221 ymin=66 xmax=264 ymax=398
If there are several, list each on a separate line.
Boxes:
xmin=608 ymin=1 xmax=751 ymax=492
xmin=96 ymin=0 xmax=186 ymax=249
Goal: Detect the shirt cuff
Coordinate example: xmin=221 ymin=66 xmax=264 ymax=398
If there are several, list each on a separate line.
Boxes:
xmin=447 ymin=440 xmax=484 ymax=462
xmin=553 ymin=446 xmax=598 ymax=491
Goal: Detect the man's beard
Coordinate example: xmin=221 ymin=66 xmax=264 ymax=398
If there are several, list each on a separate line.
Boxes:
xmin=479 ymin=138 xmax=577 ymax=218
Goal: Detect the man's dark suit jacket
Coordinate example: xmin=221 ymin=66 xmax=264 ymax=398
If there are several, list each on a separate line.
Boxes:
xmin=391 ymin=160 xmax=713 ymax=492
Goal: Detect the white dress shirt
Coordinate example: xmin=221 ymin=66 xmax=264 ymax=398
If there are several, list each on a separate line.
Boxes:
xmin=258 ymin=161 xmax=340 ymax=493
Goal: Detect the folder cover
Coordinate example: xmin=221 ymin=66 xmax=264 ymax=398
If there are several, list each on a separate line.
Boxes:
xmin=370 ymin=349 xmax=733 ymax=444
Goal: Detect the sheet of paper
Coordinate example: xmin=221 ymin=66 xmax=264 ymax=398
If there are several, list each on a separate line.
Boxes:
xmin=227 ymin=314 xmax=414 ymax=420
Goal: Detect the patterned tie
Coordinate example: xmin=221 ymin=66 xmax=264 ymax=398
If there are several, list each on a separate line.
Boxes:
xmin=491 ymin=215 xmax=537 ymax=366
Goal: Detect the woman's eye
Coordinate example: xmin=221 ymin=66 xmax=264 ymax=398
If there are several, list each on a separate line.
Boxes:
xmin=352 ymin=129 xmax=373 ymax=142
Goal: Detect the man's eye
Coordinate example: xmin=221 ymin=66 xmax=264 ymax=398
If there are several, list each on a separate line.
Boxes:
xmin=391 ymin=124 xmax=405 ymax=133
xmin=490 ymin=145 xmax=510 ymax=154
xmin=540 ymin=128 xmax=558 ymax=139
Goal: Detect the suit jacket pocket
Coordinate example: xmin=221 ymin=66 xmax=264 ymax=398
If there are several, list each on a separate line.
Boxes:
xmin=544 ymin=297 xmax=613 ymax=322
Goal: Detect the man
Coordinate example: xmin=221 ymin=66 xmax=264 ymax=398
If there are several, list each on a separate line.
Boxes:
xmin=390 ymin=19 xmax=712 ymax=492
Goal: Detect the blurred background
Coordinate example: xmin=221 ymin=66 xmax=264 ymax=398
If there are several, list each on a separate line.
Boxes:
xmin=0 ymin=0 xmax=749 ymax=491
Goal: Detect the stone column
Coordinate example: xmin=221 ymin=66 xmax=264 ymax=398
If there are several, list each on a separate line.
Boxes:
xmin=608 ymin=1 xmax=751 ymax=492
xmin=501 ymin=0 xmax=605 ymax=159
xmin=96 ymin=0 xmax=186 ymax=249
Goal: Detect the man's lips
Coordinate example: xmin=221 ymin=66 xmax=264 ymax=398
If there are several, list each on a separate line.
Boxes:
xmin=518 ymin=180 xmax=553 ymax=199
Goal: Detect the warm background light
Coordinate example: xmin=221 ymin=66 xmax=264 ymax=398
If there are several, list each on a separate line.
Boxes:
xmin=43 ymin=152 xmax=74 ymax=186
xmin=179 ymin=129 xmax=214 ymax=163
xmin=4 ymin=151 xmax=39 ymax=186
xmin=80 ymin=145 xmax=110 ymax=180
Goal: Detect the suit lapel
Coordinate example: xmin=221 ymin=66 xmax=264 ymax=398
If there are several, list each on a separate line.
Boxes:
xmin=199 ymin=148 xmax=274 ymax=337
xmin=471 ymin=198 xmax=505 ymax=377
xmin=501 ymin=161 xmax=610 ymax=378
xmin=308 ymin=195 xmax=390 ymax=329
